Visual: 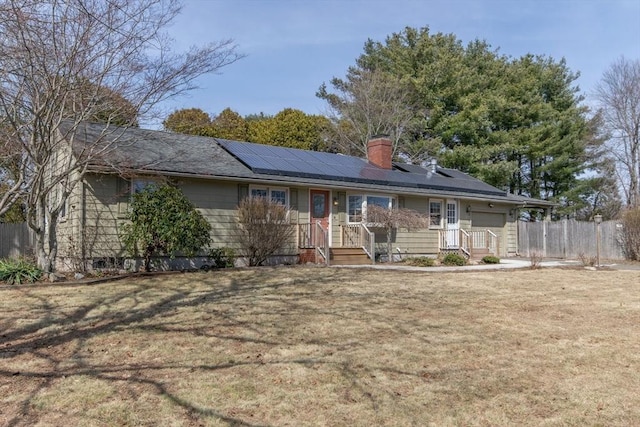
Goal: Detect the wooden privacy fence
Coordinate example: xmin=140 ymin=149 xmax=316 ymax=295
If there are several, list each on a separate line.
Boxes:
xmin=518 ymin=219 xmax=625 ymax=260
xmin=0 ymin=222 xmax=35 ymax=259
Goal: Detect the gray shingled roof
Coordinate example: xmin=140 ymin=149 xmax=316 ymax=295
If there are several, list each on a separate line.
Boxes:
xmin=65 ymin=121 xmax=553 ymax=206
xmin=67 ymin=121 xmax=254 ymax=178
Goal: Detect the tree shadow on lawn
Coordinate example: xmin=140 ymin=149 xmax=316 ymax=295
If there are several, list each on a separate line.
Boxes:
xmin=1 ymin=267 xmax=432 ymax=426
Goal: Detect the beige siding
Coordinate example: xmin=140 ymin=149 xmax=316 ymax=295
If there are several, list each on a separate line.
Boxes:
xmin=47 ymin=141 xmax=80 ymax=267
xmin=83 ymin=174 xmax=128 ymax=258
xmin=392 ymin=196 xmax=437 ymax=254
xmin=73 ymin=171 xmax=520 ymax=263
xmin=469 ymin=203 xmax=517 ymax=257
xmin=402 ymin=196 xmax=427 ymax=213
xmin=79 ymin=174 xmax=304 ymax=261
xmin=181 ymin=179 xmax=241 ymax=250
xmin=393 ymin=230 xmax=439 ymax=254
xmin=55 ymin=170 xmax=85 ymax=270
xmin=505 ymin=220 xmax=517 ymax=256
xmin=332 ymin=194 xmax=439 ymax=256
xmin=297 ymin=188 xmax=310 ymax=225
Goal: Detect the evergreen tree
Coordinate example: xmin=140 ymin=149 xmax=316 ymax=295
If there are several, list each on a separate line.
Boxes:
xmin=319 ymin=27 xmax=599 ymax=210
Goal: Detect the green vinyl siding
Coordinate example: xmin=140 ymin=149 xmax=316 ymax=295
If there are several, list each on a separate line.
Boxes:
xmin=76 ymin=174 xmax=303 ymax=260
xmin=61 ymin=172 xmax=519 ymax=264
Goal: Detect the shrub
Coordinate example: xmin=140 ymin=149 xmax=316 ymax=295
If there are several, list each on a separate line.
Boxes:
xmin=235 ymin=197 xmax=295 ymax=266
xmin=620 ymin=207 xmax=640 ymax=261
xmin=530 ymin=251 xmax=543 ymax=269
xmin=405 ymin=256 xmax=435 ymax=267
xmin=208 ymin=247 xmax=235 ymax=268
xmin=481 ymin=255 xmax=500 ymax=264
xmin=0 ymin=257 xmax=43 ymax=284
xmin=442 ymin=253 xmax=466 ymax=266
xmin=121 ymin=184 xmax=212 ymax=272
xmin=577 ymin=252 xmax=597 ymax=267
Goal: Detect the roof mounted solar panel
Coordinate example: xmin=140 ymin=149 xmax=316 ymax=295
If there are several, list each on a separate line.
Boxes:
xmin=216 ymin=139 xmax=507 ymax=196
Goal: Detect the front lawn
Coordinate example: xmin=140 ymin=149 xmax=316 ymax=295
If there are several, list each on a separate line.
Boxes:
xmin=1 ymin=267 xmax=639 ymax=426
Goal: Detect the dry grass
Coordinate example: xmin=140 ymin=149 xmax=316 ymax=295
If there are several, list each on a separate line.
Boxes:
xmin=1 ymin=266 xmax=639 ymax=426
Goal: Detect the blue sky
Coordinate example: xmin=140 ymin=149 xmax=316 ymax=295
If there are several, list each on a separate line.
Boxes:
xmin=161 ymin=0 xmax=640 ymax=124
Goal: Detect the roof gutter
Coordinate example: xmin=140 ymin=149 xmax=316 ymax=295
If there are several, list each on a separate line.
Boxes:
xmin=85 ymin=165 xmax=548 ymax=207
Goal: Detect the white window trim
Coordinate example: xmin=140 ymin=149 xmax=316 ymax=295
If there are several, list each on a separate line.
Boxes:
xmin=249 ymin=185 xmax=289 ymax=207
xmin=347 ymin=193 xmax=395 ymax=224
xmin=132 ymin=178 xmax=160 ymax=196
xmin=429 ymin=199 xmax=444 ymax=229
xmin=347 ymin=194 xmax=364 ymax=224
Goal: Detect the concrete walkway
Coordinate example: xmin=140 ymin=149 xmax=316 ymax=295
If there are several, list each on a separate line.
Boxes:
xmin=333 ymin=258 xmax=586 ymax=272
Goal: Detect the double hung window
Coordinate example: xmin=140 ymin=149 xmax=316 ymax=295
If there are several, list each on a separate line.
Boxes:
xmin=429 ymin=200 xmax=443 ymax=228
xmin=250 ymin=186 xmax=288 ymax=206
xmin=348 ymin=195 xmax=363 ymax=222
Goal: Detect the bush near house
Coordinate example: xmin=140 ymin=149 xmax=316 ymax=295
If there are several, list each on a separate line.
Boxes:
xmin=235 ymin=197 xmax=295 ymax=266
xmin=442 ymin=253 xmax=467 ymax=266
xmin=121 ymin=184 xmax=212 ymax=272
xmin=206 ymin=247 xmax=236 ymax=269
xmin=404 ymin=256 xmax=435 ymax=267
xmin=481 ymin=255 xmax=500 ymax=264
xmin=0 ymin=257 xmax=42 ymax=284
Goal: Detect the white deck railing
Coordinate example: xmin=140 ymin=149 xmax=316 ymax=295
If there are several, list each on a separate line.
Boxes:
xmin=361 ymin=224 xmax=375 ymax=264
xmin=439 ymin=229 xmax=499 ymax=257
xmin=314 ymin=221 xmax=329 ymax=266
xmin=339 ymin=223 xmax=375 ymax=264
xmin=487 ymin=230 xmax=499 ymax=255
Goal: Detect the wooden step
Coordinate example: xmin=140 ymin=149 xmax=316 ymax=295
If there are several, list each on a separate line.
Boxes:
xmin=330 ymin=247 xmax=373 ymax=265
xmin=470 ymin=248 xmax=492 ymax=259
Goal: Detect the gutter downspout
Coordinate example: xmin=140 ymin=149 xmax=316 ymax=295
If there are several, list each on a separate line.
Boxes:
xmin=515 ymin=202 xmax=527 ymax=257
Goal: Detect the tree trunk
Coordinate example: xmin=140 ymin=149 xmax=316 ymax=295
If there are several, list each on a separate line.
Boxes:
xmin=630 ymin=144 xmax=639 ymax=207
xmin=144 ymin=248 xmax=152 ymax=272
xmin=33 ymin=212 xmax=59 ymax=273
xmin=29 ymin=194 xmax=53 ymax=273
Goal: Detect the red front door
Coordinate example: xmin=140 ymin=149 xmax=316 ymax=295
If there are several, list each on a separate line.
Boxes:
xmin=310 ymin=190 xmax=330 ymax=243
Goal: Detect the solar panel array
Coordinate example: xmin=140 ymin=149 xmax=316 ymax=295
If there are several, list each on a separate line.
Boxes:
xmin=217 ymin=139 xmax=505 ymax=196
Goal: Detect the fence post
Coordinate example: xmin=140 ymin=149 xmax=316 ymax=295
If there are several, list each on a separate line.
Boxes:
xmin=596 ymin=222 xmax=601 ymax=267
xmin=562 ymin=219 xmax=569 ymax=259
xmin=542 ymin=220 xmax=547 ymax=258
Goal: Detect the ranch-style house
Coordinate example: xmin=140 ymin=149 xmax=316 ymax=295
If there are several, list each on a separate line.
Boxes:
xmin=52 ymin=122 xmax=553 ymax=271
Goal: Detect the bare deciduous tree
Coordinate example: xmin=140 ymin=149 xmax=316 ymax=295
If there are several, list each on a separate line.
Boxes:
xmin=595 ymin=57 xmax=640 ymax=208
xmin=317 ymin=69 xmax=415 ymax=158
xmin=366 ymin=204 xmax=428 ymax=262
xmin=0 ymin=0 xmax=243 ymax=271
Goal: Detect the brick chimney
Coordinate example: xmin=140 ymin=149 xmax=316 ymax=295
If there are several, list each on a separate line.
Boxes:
xmin=367 ymin=136 xmax=392 ymax=169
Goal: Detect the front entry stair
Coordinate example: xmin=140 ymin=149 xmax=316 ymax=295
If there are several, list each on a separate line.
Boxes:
xmin=330 ymin=247 xmax=373 ymax=265
xmin=469 ymin=247 xmax=492 ymax=260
